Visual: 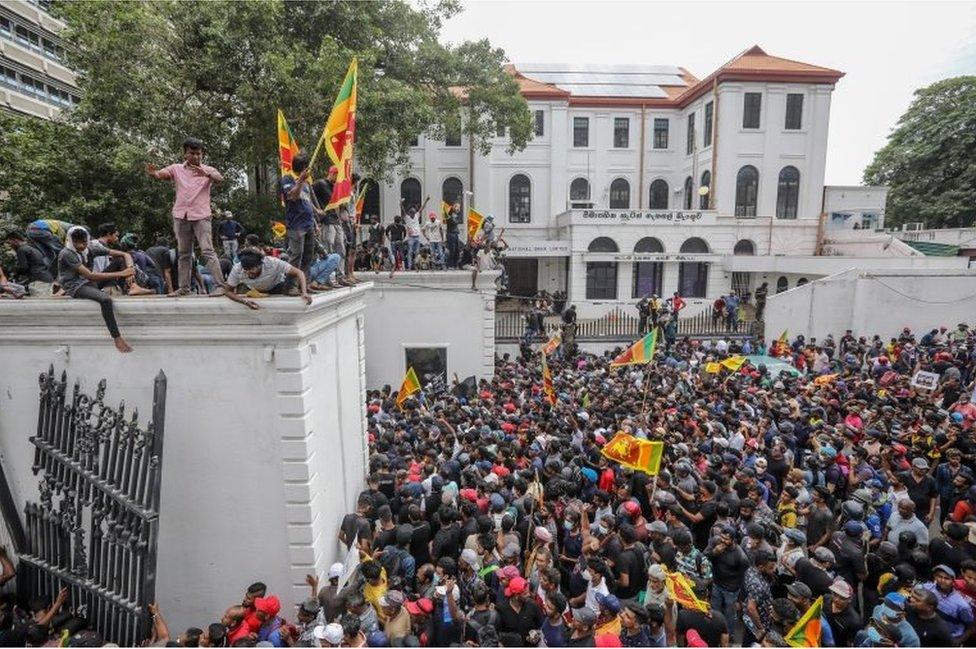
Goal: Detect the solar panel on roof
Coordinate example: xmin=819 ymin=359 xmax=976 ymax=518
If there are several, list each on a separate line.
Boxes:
xmin=518 ymin=63 xmax=683 ymax=76
xmin=556 ymin=84 xmax=670 ymax=98
xmin=519 ymin=72 xmax=688 ymax=87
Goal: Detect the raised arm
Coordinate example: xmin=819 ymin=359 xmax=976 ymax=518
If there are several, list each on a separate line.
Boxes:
xmin=145 ymin=163 xmax=172 ymax=180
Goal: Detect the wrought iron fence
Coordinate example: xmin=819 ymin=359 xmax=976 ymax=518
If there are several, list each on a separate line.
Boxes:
xmin=495 ymin=306 xmax=759 ymax=341
xmin=14 ymin=367 xmax=167 ymax=647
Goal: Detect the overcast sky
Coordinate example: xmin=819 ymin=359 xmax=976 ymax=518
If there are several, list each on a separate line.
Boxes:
xmin=440 ymin=0 xmax=976 ymax=185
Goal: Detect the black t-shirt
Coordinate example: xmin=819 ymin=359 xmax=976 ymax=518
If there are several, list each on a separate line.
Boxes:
xmin=929 ymin=538 xmax=970 ymax=574
xmin=386 ymin=223 xmax=406 ymax=242
xmin=793 ymin=558 xmax=834 ymax=597
xmin=900 ymin=471 xmax=937 ymax=515
xmin=614 ymin=547 xmax=647 ymax=599
xmin=431 ymin=523 xmax=461 ymax=561
xmin=823 ymin=596 xmax=861 ymax=648
xmin=311 ymin=180 xmax=339 ymax=225
xmin=409 ymin=521 xmax=432 ymax=565
xmin=830 ymin=532 xmax=866 ymax=586
xmin=496 ymin=599 xmax=543 ymax=645
xmin=374 ymin=471 xmax=396 ymax=500
xmin=374 ymin=525 xmax=397 ymax=552
xmin=368 ymin=224 xmax=385 ymax=244
xmin=445 ymin=213 xmax=460 ymax=235
xmin=708 ymin=544 xmax=749 ymax=592
xmin=146 ymin=246 xmax=172 ymax=273
xmin=677 ymin=609 xmax=728 ymax=646
xmin=652 ymin=539 xmax=677 ymax=570
xmin=690 ymin=500 xmax=718 ymax=548
xmin=906 ymin=610 xmax=955 ymax=647
xmin=566 ymin=633 xmax=595 ymax=647
xmin=340 ymin=513 xmax=372 ymax=549
xmin=15 ymin=244 xmax=53 ymax=283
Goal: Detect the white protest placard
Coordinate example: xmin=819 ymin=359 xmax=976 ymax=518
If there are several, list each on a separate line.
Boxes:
xmin=910 ymin=370 xmax=940 ymax=391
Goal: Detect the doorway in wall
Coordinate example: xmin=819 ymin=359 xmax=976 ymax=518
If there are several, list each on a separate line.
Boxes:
xmin=503 ymin=259 xmax=539 ymax=297
xmin=405 ymin=347 xmax=448 ymax=392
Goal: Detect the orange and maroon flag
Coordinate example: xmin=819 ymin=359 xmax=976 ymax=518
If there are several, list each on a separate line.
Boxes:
xmin=277 ymin=108 xmax=300 ymax=178
xmin=322 ymin=59 xmax=358 ymax=211
xmin=663 ymin=567 xmax=709 ymax=612
xmin=541 ymin=355 xmax=556 ymax=405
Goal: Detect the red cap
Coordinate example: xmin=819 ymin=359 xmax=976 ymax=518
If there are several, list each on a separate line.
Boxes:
xmin=504 ymin=403 xmax=517 ymax=413
xmin=254 ymin=595 xmax=281 ymax=617
xmin=460 ymin=488 xmax=478 ymax=502
xmin=404 ymin=598 xmax=434 ymax=616
xmin=504 ymin=576 xmax=528 ymax=597
xmin=623 ymin=501 xmax=640 ymax=516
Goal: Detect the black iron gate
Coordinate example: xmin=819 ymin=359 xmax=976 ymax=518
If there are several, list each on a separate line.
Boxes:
xmin=16 ymin=366 xmax=167 ymax=646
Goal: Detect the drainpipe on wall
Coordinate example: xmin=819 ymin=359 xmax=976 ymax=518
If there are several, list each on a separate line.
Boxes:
xmin=708 ymin=78 xmax=719 ymax=209
xmin=814 ymin=185 xmax=827 ymax=255
xmin=468 ymin=131 xmax=475 ymax=202
xmin=638 ymin=103 xmax=646 ymax=209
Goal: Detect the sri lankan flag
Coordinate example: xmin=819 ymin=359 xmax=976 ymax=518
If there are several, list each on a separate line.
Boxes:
xmin=610 ymin=329 xmax=657 ymax=367
xmin=541 ymin=355 xmax=556 ymax=405
xmin=467 ymin=208 xmax=485 ymax=241
xmin=323 ymin=58 xmax=358 ymax=211
xmin=396 ymin=367 xmax=421 ymax=409
xmin=772 ymin=330 xmax=789 ymax=357
xmin=277 ymin=109 xmax=301 ymax=178
xmin=663 ymin=567 xmax=709 ymax=612
xmin=542 ymin=331 xmax=561 ymax=355
xmin=785 ymin=596 xmax=823 ymax=647
xmin=601 ymin=432 xmax=665 ymax=475
xmin=354 ymin=182 xmax=368 ymax=224
xmin=441 ymin=200 xmax=453 ymax=219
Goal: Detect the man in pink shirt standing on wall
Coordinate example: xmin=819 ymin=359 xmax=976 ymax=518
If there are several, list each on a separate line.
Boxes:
xmin=145 ymin=137 xmax=235 ymax=298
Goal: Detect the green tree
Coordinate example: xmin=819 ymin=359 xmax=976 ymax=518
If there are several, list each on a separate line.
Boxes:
xmin=864 ymin=77 xmax=976 ymax=229
xmin=0 ymin=0 xmax=531 ymax=239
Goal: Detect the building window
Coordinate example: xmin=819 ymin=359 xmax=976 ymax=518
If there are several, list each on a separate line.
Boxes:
xmin=776 ymin=276 xmax=789 ymax=293
xmin=686 ymin=112 xmax=695 ymax=155
xmin=0 ymin=65 xmax=17 ymax=91
xmin=683 ymin=176 xmax=694 ymax=210
xmin=785 ymin=93 xmax=803 ymax=130
xmin=445 ymin=124 xmax=462 ymax=147
xmin=743 ymin=92 xmax=762 ymax=129
xmin=534 ymin=110 xmax=544 ymax=137
xmin=678 ymin=237 xmax=709 ymax=298
xmin=648 ymin=179 xmax=669 ymax=210
xmin=442 ymin=177 xmax=463 ymax=215
xmin=495 ymin=123 xmax=505 ymax=137
xmin=0 ymin=16 xmax=11 ymax=39
xmin=733 ymin=239 xmax=755 ymax=255
xmin=609 ymin=178 xmax=630 ymax=209
xmin=653 ymin=118 xmax=669 ymax=149
xmin=776 ymin=166 xmax=800 ymax=219
xmin=586 ymin=237 xmax=619 ymax=300
xmin=570 ymin=177 xmax=590 ymax=205
xmin=613 ymin=117 xmax=629 ymax=148
xmin=404 ymin=347 xmax=447 ymax=391
xmin=632 ymin=237 xmax=664 ymax=298
xmin=409 ymin=135 xmax=419 ymax=147
xmin=509 ymin=174 xmax=531 ymax=223
xmin=797 ymin=277 xmax=809 ymax=287
xmin=735 ymin=165 xmax=759 ymax=217
xmin=400 ymin=178 xmax=422 ymax=211
xmin=573 ymin=117 xmax=589 ymax=147
xmin=704 ymin=101 xmax=714 ymax=146
xmin=699 ymin=170 xmax=711 ymax=209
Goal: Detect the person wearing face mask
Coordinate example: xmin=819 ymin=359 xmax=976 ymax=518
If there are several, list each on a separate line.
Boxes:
xmin=559 ymin=509 xmax=585 ymax=590
xmin=569 ymin=557 xmax=611 ymax=615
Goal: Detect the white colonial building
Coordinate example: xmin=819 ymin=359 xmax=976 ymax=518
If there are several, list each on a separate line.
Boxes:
xmin=365 ymin=46 xmax=962 ymax=317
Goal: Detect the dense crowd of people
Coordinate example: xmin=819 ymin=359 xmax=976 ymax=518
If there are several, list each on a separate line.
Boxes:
xmin=5 ymin=322 xmax=971 ymax=647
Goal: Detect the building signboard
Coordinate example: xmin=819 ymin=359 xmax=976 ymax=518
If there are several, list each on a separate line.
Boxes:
xmin=578 ymin=209 xmax=717 ymax=225
xmin=504 ymin=240 xmax=572 ymax=257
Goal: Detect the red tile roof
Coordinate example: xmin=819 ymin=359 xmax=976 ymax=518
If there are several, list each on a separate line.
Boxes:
xmin=510 ymin=46 xmax=843 ymax=107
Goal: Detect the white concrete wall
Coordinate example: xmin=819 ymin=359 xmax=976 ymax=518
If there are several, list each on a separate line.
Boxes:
xmin=764 ymin=268 xmax=976 ymax=342
xmin=0 ymin=289 xmax=368 ymax=631
xmin=823 ymin=185 xmax=888 ymax=230
xmin=362 ymin=271 xmax=498 ymax=389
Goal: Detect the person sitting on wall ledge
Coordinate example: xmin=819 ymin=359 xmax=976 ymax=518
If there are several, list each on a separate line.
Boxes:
xmin=225 ymin=247 xmax=312 ymax=307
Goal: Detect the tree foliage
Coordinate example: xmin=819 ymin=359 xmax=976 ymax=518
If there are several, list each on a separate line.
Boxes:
xmin=0 ymin=0 xmax=531 ymax=239
xmin=863 ymin=76 xmax=976 ymax=229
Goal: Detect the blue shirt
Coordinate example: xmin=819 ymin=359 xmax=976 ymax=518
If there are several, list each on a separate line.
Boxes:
xmin=922 ymin=582 xmax=974 ymax=640
xmin=279 ymin=177 xmax=316 ymax=231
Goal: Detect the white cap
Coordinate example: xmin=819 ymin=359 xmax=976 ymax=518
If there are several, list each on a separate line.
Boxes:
xmin=315 ymin=623 xmax=344 ymax=645
xmin=328 ymin=562 xmax=344 ymax=579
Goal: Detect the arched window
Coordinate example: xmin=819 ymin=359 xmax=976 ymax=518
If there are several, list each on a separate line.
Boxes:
xmin=699 ymin=170 xmax=711 ymax=209
xmin=683 ymin=176 xmax=694 ymax=210
xmin=361 ymin=179 xmax=380 ymax=221
xmin=586 ymin=237 xmax=619 ymax=300
xmin=509 ymin=174 xmax=531 ymax=223
xmin=570 ymin=177 xmax=590 ymax=202
xmin=400 ymin=178 xmax=422 ymax=211
xmin=442 ymin=177 xmax=463 ymax=216
xmin=649 ymin=179 xmax=669 ymax=209
xmin=776 ymin=166 xmax=800 ymax=219
xmin=735 ymin=165 xmax=759 ymax=217
xmin=733 ymin=239 xmax=755 ymax=255
xmin=609 ymin=178 xmax=630 ymax=209
xmin=632 ymin=237 xmax=664 ymax=298
xmin=776 ymin=276 xmax=789 ymax=293
xmin=678 ymin=237 xmax=709 ymax=298
xmin=797 ymin=277 xmax=809 ymax=287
